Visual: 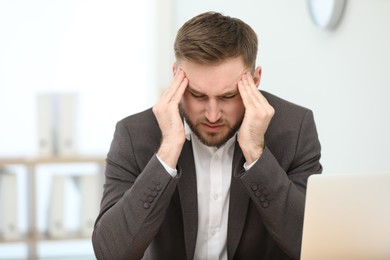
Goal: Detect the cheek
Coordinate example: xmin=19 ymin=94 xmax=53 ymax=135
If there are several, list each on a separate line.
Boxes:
xmin=181 ymin=95 xmax=203 ymax=115
xmin=223 ymin=100 xmax=245 ymax=120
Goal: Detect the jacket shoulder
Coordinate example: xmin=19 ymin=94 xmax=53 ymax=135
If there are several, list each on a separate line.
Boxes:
xmin=262 ymin=91 xmax=312 ymax=116
xmin=119 ymin=107 xmax=161 ymax=138
xmin=116 ymin=108 xmax=161 ymax=163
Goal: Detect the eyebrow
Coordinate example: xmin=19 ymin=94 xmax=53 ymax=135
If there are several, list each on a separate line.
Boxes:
xmin=187 ymin=85 xmax=239 ymax=98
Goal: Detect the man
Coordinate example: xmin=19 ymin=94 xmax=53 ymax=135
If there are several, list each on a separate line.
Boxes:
xmin=92 ymin=11 xmax=322 ymax=260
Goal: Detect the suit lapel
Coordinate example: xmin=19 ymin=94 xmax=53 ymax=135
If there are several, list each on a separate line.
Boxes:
xmin=177 ymin=139 xmax=198 ymax=260
xmin=227 ymin=142 xmax=250 ymax=260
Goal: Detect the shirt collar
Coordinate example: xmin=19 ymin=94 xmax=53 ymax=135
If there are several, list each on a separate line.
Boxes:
xmin=184 ymin=120 xmax=192 ymax=141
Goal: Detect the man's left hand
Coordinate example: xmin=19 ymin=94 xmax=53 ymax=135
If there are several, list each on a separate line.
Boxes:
xmin=237 ymin=72 xmax=275 ymax=164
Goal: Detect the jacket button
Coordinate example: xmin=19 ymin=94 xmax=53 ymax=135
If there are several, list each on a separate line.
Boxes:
xmin=259 ymin=196 xmax=266 ymax=202
xmin=262 ymin=201 xmax=269 ymax=208
xmin=255 ymin=191 xmax=262 ymax=197
xmin=250 ymin=183 xmax=258 ymax=191
xmin=143 ymin=202 xmax=151 ymax=209
xmin=156 ymin=183 xmax=163 ymax=191
xmin=147 ymin=196 xmax=154 ymax=203
xmin=151 ymin=190 xmax=158 ymax=197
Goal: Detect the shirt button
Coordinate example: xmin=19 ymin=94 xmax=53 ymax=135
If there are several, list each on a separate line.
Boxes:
xmin=213 ymin=194 xmax=219 ymax=200
xmin=210 ymin=230 xmax=216 ymax=236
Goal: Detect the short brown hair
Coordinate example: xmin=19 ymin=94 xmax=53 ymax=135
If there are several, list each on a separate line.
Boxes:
xmin=174 ymin=12 xmax=258 ymax=68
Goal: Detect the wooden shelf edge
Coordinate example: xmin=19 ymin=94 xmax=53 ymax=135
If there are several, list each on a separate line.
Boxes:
xmin=0 ymin=156 xmax=106 ymax=165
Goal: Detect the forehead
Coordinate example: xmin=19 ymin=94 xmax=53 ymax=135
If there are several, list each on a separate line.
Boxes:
xmin=179 ymin=58 xmax=248 ymax=95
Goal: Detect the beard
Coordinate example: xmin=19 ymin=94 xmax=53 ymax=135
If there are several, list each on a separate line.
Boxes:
xmin=179 ymin=104 xmax=243 ymax=148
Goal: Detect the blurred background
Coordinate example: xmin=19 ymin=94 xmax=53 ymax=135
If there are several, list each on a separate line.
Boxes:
xmin=0 ymin=0 xmax=389 ymax=259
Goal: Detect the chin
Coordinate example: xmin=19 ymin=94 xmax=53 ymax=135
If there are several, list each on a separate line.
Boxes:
xmin=196 ymin=130 xmax=235 ymax=148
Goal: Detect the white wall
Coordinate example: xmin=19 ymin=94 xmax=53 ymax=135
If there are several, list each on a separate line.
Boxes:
xmin=0 ymin=0 xmax=158 ymax=157
xmin=0 ymin=1 xmax=160 ymax=258
xmin=5 ymin=1 xmax=388 ymax=173
xmin=174 ymin=0 xmax=390 ymax=174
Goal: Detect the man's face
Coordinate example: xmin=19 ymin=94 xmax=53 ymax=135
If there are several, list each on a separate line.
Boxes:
xmin=177 ymin=57 xmax=255 ymax=147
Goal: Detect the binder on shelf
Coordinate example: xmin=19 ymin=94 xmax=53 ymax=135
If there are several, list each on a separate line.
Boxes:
xmin=36 ymin=93 xmax=78 ymax=157
xmin=0 ymin=173 xmax=20 ymax=240
xmin=37 ymin=94 xmax=55 ymax=156
xmin=47 ymin=175 xmax=66 ymax=238
xmin=79 ymin=174 xmax=100 ymax=237
xmin=58 ymin=94 xmax=77 ymax=156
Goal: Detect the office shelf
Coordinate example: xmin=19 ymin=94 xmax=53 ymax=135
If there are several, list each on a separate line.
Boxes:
xmin=0 ymin=156 xmax=105 ymax=260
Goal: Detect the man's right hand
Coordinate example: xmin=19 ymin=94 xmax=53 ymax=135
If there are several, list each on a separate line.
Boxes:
xmin=152 ymin=69 xmax=188 ymax=169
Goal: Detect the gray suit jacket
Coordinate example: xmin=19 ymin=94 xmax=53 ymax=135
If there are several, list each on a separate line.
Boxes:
xmin=92 ymin=91 xmax=322 ymax=260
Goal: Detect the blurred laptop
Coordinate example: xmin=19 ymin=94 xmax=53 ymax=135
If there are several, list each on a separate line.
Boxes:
xmin=301 ymin=173 xmax=390 ymax=260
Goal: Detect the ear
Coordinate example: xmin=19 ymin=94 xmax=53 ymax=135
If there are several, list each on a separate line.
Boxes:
xmin=173 ymin=62 xmax=178 ymax=75
xmin=252 ymin=66 xmax=262 ymax=87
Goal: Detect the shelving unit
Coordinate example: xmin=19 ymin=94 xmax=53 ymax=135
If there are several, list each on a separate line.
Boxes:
xmin=0 ymin=156 xmax=105 ymax=260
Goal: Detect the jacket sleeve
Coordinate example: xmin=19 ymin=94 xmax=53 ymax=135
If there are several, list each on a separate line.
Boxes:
xmin=237 ymin=109 xmax=322 ymax=260
xmin=92 ymin=120 xmax=180 ymax=260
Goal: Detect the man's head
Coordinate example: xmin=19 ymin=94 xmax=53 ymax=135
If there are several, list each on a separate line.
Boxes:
xmin=174 ymin=11 xmax=258 ymax=69
xmin=174 ymin=12 xmax=261 ymax=148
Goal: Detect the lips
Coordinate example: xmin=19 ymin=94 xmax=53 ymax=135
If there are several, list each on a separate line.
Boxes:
xmin=201 ymin=122 xmax=224 ymax=132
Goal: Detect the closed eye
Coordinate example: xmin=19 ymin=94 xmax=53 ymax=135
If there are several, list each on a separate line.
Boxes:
xmin=190 ymin=91 xmax=207 ymax=99
xmin=219 ymin=91 xmax=239 ymax=100
xmin=221 ymin=94 xmax=237 ymax=99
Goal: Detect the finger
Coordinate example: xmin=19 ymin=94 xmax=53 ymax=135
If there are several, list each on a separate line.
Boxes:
xmin=244 ymin=73 xmax=274 ymax=116
xmin=243 ymin=73 xmax=262 ymax=103
xmin=170 ymin=77 xmax=188 ymax=103
xmin=161 ymin=69 xmax=186 ymax=101
xmin=238 ymin=79 xmax=254 ymax=108
xmin=243 ymin=72 xmax=271 ymax=107
xmin=240 ymin=75 xmax=275 ymax=119
xmin=239 ymin=74 xmax=261 ymax=108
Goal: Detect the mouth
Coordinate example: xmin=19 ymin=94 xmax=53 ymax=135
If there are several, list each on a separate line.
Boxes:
xmin=201 ymin=122 xmax=225 ymax=132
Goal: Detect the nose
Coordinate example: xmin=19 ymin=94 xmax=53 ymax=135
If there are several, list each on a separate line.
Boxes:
xmin=205 ymin=99 xmax=221 ymax=123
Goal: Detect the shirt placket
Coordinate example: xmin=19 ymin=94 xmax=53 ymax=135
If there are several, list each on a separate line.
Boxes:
xmin=207 ymin=148 xmax=224 ymax=259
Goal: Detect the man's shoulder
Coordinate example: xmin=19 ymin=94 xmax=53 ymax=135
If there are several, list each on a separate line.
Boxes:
xmin=117 ymin=107 xmax=160 ymax=134
xmin=262 ymin=90 xmax=315 ymax=132
xmin=261 ymin=90 xmax=311 ymax=114
xmin=120 ymin=107 xmax=155 ymax=123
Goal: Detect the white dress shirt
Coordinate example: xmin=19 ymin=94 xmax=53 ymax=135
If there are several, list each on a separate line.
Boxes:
xmin=156 ymin=121 xmax=256 ymax=260
xmin=188 ymin=123 xmax=236 ymax=260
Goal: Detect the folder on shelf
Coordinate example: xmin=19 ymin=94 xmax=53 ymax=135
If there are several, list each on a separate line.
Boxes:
xmin=0 ymin=172 xmax=20 ymax=240
xmin=47 ymin=174 xmax=66 ymax=238
xmin=37 ymin=94 xmax=55 ymax=156
xmin=79 ymin=174 xmax=100 ymax=237
xmin=58 ymin=94 xmax=77 ymax=156
xmin=36 ymin=93 xmax=78 ymax=156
